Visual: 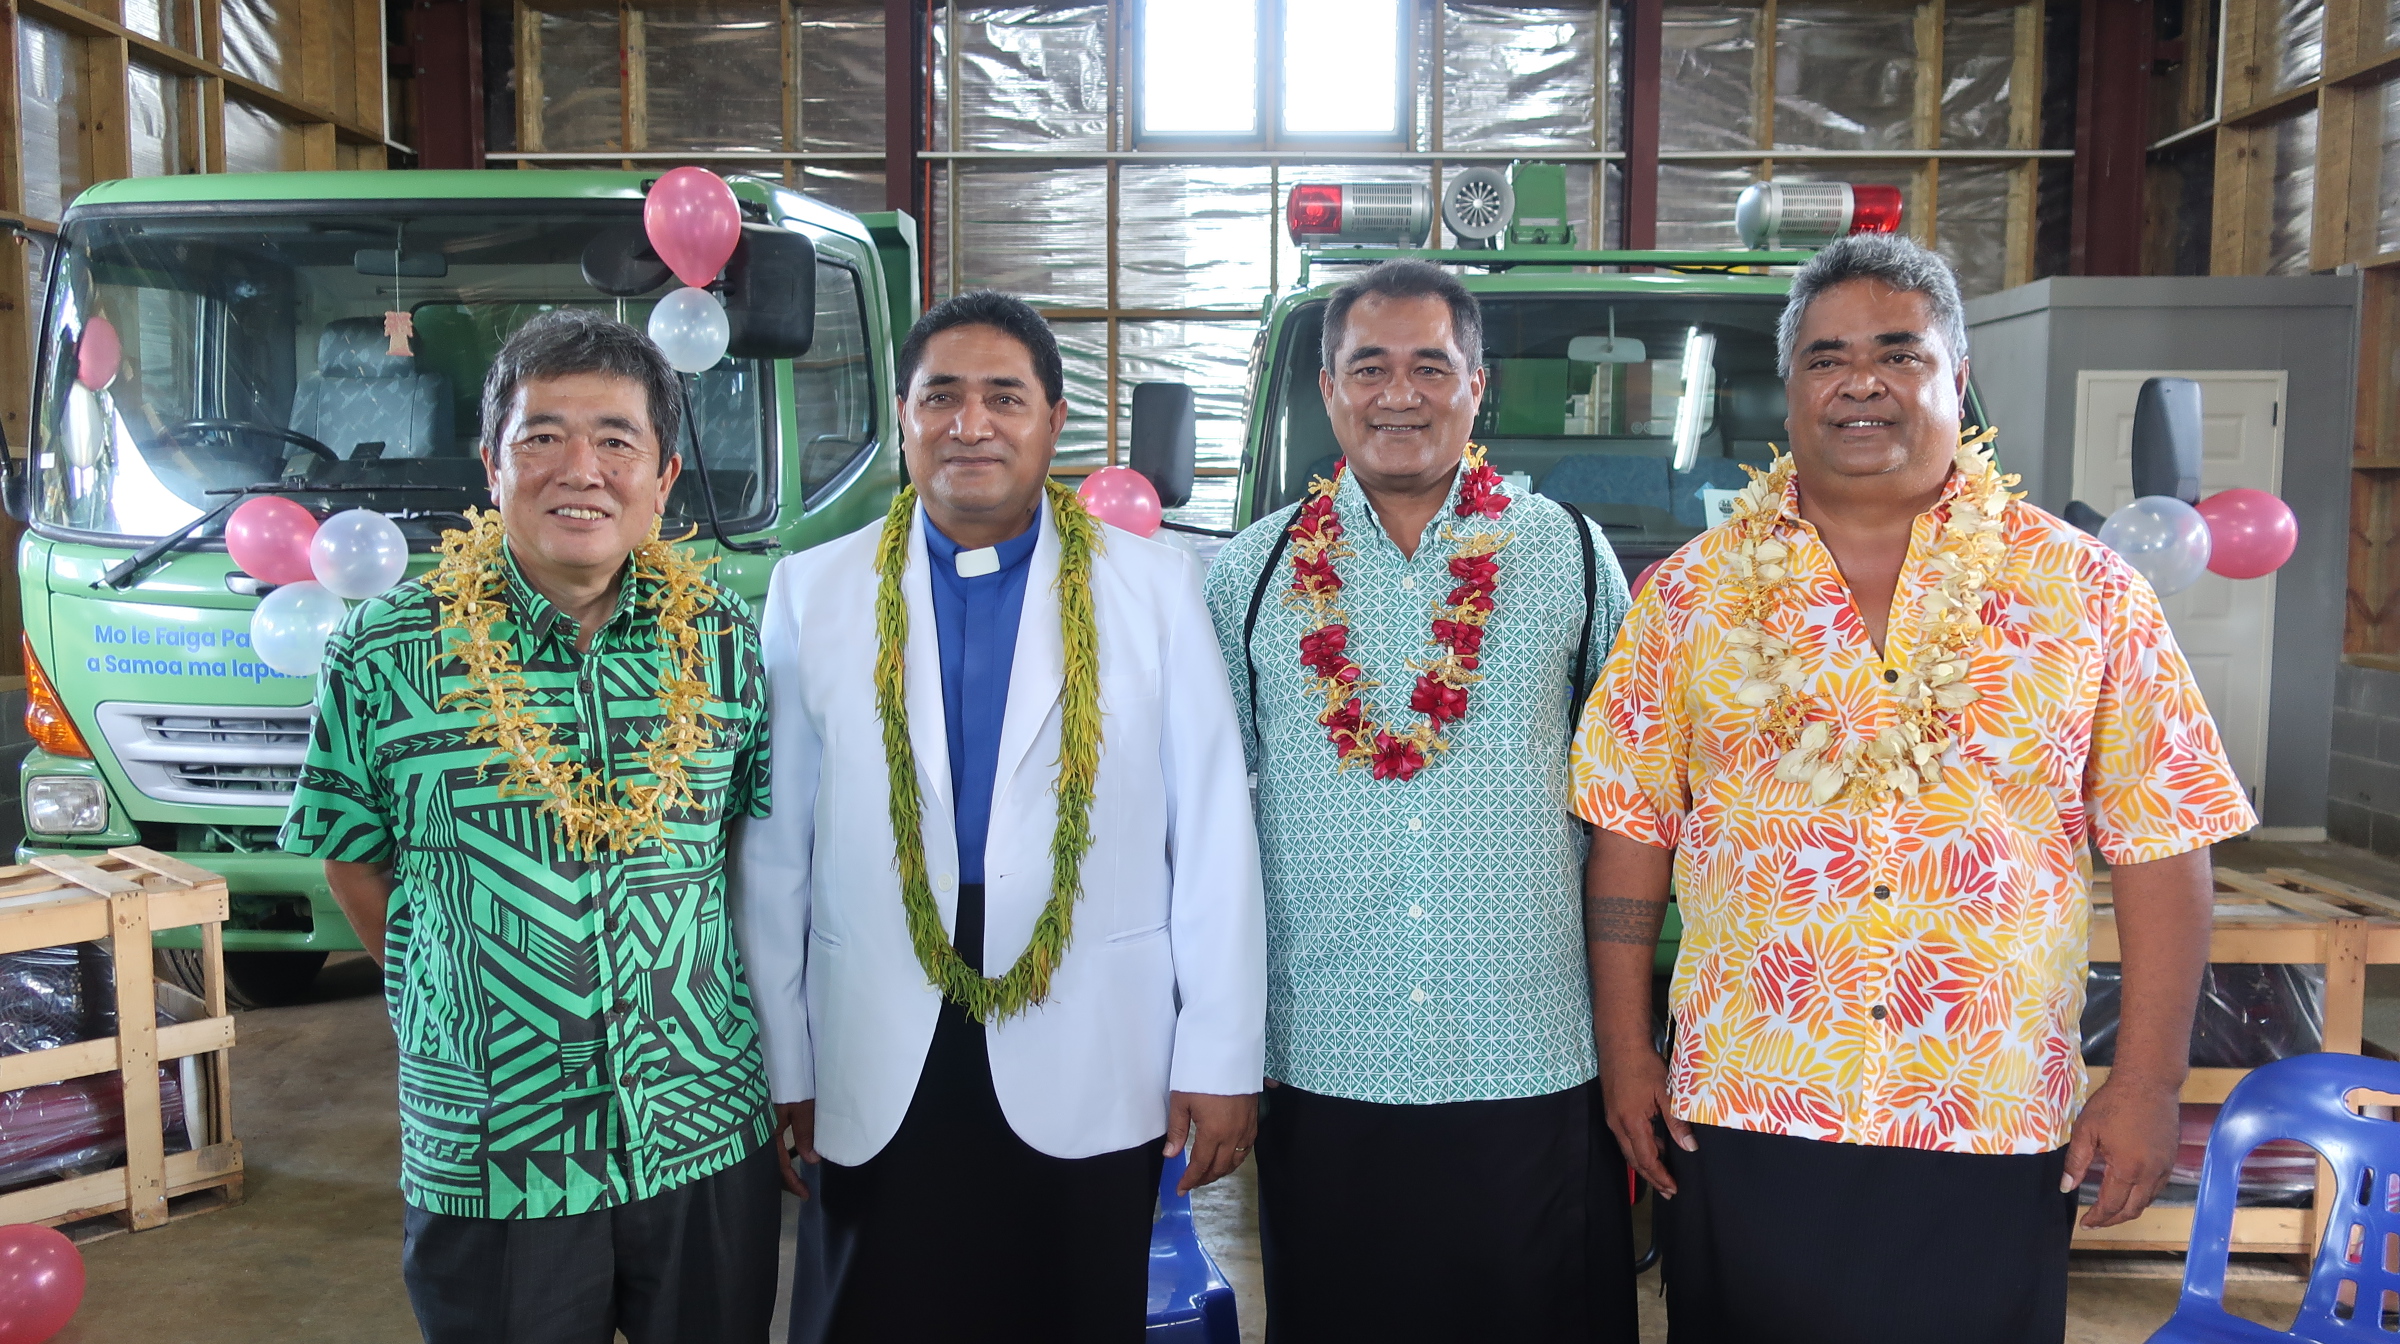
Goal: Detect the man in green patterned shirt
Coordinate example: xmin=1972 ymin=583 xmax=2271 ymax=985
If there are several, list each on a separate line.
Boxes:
xmin=281 ymin=310 xmax=779 ymax=1343
xmin=1205 ymin=260 xmax=1636 ymax=1342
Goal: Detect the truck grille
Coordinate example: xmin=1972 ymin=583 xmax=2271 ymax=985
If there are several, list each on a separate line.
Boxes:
xmin=92 ymin=703 xmax=314 ymax=807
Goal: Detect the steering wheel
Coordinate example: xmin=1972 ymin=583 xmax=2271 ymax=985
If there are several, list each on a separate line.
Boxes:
xmin=169 ymin=419 xmax=342 ymax=464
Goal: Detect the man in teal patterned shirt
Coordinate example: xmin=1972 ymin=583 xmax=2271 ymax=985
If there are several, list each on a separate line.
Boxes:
xmin=281 ymin=311 xmax=779 ymax=1343
xmin=1206 ymin=260 xmax=1636 ymax=1342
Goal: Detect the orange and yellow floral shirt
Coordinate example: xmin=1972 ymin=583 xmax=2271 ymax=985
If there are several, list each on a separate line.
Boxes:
xmin=1571 ymin=467 xmax=2255 ymax=1155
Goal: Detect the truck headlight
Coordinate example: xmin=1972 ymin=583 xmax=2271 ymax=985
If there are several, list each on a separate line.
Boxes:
xmin=26 ymin=776 xmax=107 ymax=835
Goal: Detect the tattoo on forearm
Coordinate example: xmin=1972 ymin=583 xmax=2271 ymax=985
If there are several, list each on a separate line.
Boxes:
xmin=1586 ymin=896 xmax=1668 ymax=946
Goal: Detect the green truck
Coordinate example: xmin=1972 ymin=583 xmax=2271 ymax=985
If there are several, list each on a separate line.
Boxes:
xmin=6 ymin=170 xmax=919 ymax=1004
xmin=1221 ymin=168 xmax=1993 ymax=969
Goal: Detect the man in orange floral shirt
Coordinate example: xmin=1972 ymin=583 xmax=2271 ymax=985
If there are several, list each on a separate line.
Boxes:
xmin=1572 ymin=233 xmax=2254 ymax=1343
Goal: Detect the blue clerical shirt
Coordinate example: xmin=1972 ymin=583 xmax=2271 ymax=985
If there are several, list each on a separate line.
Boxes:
xmin=923 ymin=513 xmax=1039 ymax=885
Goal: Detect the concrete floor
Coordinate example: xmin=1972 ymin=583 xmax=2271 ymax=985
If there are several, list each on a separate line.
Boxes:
xmin=41 ymin=834 xmax=2400 ymax=1342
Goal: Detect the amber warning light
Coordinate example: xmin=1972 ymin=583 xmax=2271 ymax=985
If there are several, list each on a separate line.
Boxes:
xmin=1285 ymin=182 xmax=1432 ymax=248
xmin=1733 ymin=181 xmax=1904 ymax=250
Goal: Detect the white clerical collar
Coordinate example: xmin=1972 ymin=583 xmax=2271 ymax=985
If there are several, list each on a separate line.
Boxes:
xmin=954 ymin=547 xmax=1000 ymax=578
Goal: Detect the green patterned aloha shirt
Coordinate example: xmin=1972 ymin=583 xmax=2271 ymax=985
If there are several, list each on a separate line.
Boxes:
xmin=1207 ymin=467 xmax=1630 ymax=1105
xmin=280 ymin=544 xmax=773 ymax=1219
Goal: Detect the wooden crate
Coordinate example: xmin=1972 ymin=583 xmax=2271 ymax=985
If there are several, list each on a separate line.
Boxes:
xmin=0 ymin=847 xmax=242 ymax=1239
xmin=2074 ymin=866 xmax=2400 ymax=1256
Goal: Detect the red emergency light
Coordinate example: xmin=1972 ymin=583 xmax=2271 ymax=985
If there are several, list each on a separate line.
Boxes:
xmin=1733 ymin=181 xmax=1905 ymax=250
xmin=1285 ymin=182 xmax=1433 ymax=247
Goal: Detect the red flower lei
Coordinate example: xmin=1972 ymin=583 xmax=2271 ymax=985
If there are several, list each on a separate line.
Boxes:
xmin=1284 ymin=445 xmax=1513 ymax=781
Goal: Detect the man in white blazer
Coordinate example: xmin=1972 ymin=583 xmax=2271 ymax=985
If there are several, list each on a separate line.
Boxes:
xmin=733 ymin=290 xmax=1265 ymax=1343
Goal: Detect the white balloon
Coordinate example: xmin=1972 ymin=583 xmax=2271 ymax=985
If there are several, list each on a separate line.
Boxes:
xmin=647 ymin=286 xmax=730 ymax=374
xmin=2099 ymin=494 xmax=2214 ymax=597
xmin=249 ymin=580 xmax=347 ymax=676
xmin=309 ymin=508 xmax=410 ymax=599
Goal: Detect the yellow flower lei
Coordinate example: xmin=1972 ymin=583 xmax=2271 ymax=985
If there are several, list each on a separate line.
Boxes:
xmin=427 ymin=508 xmax=727 ymax=855
xmin=1724 ymin=426 xmax=2017 ymax=807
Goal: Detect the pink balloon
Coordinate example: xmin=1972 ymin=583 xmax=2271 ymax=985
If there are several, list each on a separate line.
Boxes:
xmin=0 ymin=1224 xmax=85 ymax=1344
xmin=225 ymin=496 xmax=321 ymax=585
xmin=1631 ymin=559 xmax=1665 ymax=600
xmin=1076 ymin=466 xmax=1163 ymax=538
xmin=76 ymin=315 xmax=120 ymax=391
xmin=2196 ymin=488 xmax=2298 ymax=579
xmin=644 ymin=167 xmax=742 ymax=290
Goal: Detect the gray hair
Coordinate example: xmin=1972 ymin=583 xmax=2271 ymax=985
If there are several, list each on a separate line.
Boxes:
xmin=481 ymin=308 xmax=683 ymax=470
xmin=1775 ymin=232 xmax=1968 ymax=379
xmin=1320 ymin=258 xmax=1484 ymax=373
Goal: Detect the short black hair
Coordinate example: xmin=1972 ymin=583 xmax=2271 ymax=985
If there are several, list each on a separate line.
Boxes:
xmin=1319 ymin=259 xmax=1484 ymax=373
xmin=481 ymin=308 xmax=682 ymax=471
xmin=896 ymin=290 xmax=1066 ymax=405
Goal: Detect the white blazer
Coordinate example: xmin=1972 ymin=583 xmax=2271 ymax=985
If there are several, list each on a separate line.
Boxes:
xmin=732 ymin=496 xmax=1267 ymax=1164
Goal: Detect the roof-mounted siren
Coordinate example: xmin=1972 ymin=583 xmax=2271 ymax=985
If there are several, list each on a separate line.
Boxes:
xmin=1285 ymin=182 xmax=1433 ymax=248
xmin=1441 ymin=168 xmax=1514 ymax=249
xmin=1733 ymin=181 xmax=1904 ymax=250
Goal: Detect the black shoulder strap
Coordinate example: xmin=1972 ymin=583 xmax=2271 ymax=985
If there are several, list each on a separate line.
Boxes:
xmin=1560 ymin=501 xmax=1599 ymax=723
xmin=1243 ymin=522 xmax=1296 ymax=729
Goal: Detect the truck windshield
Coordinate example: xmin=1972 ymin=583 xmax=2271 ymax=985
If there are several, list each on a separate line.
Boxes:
xmin=30 ymin=205 xmax=782 ymax=546
xmin=1252 ymin=294 xmax=1789 ymax=565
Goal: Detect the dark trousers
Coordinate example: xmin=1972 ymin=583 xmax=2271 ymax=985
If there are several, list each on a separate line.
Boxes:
xmin=401 ymin=1139 xmax=782 ymax=1344
xmin=1660 ymin=1123 xmax=2078 ymax=1344
xmin=1255 ymin=1081 xmax=1638 ymax=1343
xmin=806 ymin=882 xmax=1165 ymax=1344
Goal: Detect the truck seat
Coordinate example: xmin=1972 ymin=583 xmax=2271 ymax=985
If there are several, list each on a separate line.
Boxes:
xmin=290 ymin=317 xmax=455 ymax=460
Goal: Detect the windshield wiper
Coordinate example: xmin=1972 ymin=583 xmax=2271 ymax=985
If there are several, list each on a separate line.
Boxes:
xmin=96 ymin=482 xmax=454 ymax=591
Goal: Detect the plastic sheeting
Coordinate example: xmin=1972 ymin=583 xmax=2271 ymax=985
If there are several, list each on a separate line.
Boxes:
xmin=2274 ymin=0 xmax=2326 ymax=95
xmin=1942 ymin=3 xmax=2017 ymax=150
xmin=532 ymin=6 xmax=623 ymax=152
xmin=801 ymin=5 xmax=885 ymax=153
xmin=0 ymin=945 xmax=117 ymax=1055
xmin=1440 ymin=4 xmax=1598 ymax=150
xmin=1935 ymin=161 xmax=2012 ymax=298
xmin=1655 ymin=163 xmax=1754 ymax=250
xmin=2268 ymin=108 xmax=2319 ymax=276
xmin=933 ymin=5 xmax=1110 ymax=152
xmin=1119 ymin=166 xmax=1274 ymax=310
xmin=1050 ymin=319 xmax=1110 ymax=469
xmin=128 ymin=65 xmax=190 ymax=180
xmin=223 ymin=98 xmax=300 ymax=174
xmin=219 ymin=0 xmax=287 ymax=91
xmin=937 ymin=164 xmax=1109 ymax=303
xmin=1660 ymin=7 xmax=1756 ymax=151
xmin=2379 ymin=78 xmax=2400 ymax=256
xmin=1774 ymin=3 xmax=1916 ymax=151
xmin=2078 ymin=1104 xmax=2321 ymax=1209
xmin=2082 ymin=962 xmax=2326 ymax=1069
xmin=121 ymin=0 xmax=185 ymax=47
xmin=643 ymin=6 xmax=785 ymax=152
xmin=0 ymin=943 xmax=190 ymax=1192
xmin=16 ymin=17 xmax=82 ymax=223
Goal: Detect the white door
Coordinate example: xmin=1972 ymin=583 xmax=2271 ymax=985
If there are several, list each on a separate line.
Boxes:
xmin=2073 ymin=370 xmax=2284 ymax=816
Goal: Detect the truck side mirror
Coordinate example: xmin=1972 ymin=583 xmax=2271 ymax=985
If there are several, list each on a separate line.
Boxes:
xmin=1129 ymin=382 xmax=1195 ymax=509
xmin=722 ymin=224 xmax=817 ymax=360
xmin=2131 ymin=376 xmax=2203 ymax=503
xmin=0 ymin=422 xmax=24 ymax=525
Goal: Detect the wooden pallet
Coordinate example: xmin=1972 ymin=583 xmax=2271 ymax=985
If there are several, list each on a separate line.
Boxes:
xmin=0 ymin=847 xmax=242 ymax=1239
xmin=2076 ymin=866 xmax=2400 ymax=1256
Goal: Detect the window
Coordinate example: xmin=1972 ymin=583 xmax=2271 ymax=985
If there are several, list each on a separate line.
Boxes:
xmin=794 ymin=260 xmax=879 ymax=506
xmin=1135 ymin=0 xmax=1408 ymax=147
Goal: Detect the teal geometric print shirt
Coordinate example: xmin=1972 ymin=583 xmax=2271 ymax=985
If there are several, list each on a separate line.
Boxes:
xmin=280 ymin=545 xmax=773 ymax=1218
xmin=1205 ymin=467 xmax=1630 ymax=1105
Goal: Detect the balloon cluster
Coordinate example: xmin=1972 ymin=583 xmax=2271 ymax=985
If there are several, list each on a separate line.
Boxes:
xmin=2099 ymin=488 xmax=2298 ymax=597
xmin=0 ymin=1223 xmax=84 ymax=1344
xmin=1076 ymin=467 xmax=1162 ymax=537
xmin=643 ymin=168 xmax=741 ymax=375
xmin=226 ymin=498 xmax=410 ymax=676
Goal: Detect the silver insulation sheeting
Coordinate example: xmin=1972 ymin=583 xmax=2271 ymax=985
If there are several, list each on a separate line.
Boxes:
xmin=1774 ymin=3 xmax=1916 ymax=151
xmin=1932 ymin=162 xmax=2013 ymax=299
xmin=2268 ymin=109 xmax=2319 ymax=276
xmin=224 ymin=99 xmax=298 ymax=174
xmin=15 ymin=16 xmax=81 ymax=222
xmin=2379 ymin=78 xmax=2400 ymax=257
xmin=933 ymin=4 xmax=1111 ymax=152
xmin=1440 ymin=4 xmax=1600 ymax=150
xmin=534 ymin=8 xmax=624 ymax=151
xmin=1661 ymin=7 xmax=1756 ymax=151
xmin=219 ymin=0 xmax=286 ymax=91
xmin=644 ymin=6 xmax=785 ymax=152
xmin=1119 ymin=166 xmax=1276 ymax=309
xmin=2274 ymin=0 xmax=2326 ymax=95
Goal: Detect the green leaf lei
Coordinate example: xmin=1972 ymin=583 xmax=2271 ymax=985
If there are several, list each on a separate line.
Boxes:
xmin=873 ymin=480 xmax=1104 ymax=1022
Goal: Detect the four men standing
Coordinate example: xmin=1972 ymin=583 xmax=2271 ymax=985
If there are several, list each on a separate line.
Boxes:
xmin=294 ymin=243 xmax=2252 ymax=1342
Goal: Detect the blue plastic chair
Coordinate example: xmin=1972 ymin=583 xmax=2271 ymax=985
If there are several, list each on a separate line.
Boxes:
xmin=2150 ymin=1053 xmax=2400 ymax=1343
xmin=1146 ymin=1150 xmax=1239 ymax=1342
